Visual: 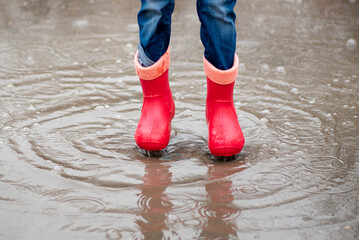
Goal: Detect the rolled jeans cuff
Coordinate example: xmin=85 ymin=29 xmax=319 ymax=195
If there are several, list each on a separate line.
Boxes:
xmin=137 ymin=43 xmax=155 ymax=67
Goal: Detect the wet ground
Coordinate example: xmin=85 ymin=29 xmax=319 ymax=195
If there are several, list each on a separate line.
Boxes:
xmin=0 ymin=0 xmax=358 ymax=239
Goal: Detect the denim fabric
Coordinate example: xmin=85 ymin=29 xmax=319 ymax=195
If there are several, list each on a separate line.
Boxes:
xmin=137 ymin=43 xmax=155 ymax=67
xmin=137 ymin=0 xmax=237 ymax=70
xmin=137 ymin=0 xmax=175 ymax=64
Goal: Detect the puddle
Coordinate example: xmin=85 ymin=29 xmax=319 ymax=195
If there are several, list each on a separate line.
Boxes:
xmin=0 ymin=0 xmax=358 ymax=239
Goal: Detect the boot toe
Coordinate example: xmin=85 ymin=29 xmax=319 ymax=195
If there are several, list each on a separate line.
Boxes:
xmin=135 ymin=134 xmax=169 ymax=151
xmin=209 ymin=137 xmax=244 ymax=156
xmin=208 ymin=124 xmax=245 ymax=156
xmin=135 ymin=128 xmax=170 ymax=151
xmin=136 ymin=140 xmax=168 ymax=151
xmin=209 ymin=142 xmax=244 ymax=156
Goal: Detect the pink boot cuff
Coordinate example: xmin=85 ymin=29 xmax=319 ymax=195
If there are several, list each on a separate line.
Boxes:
xmin=203 ymin=54 xmax=239 ymax=85
xmin=134 ymin=47 xmax=171 ymax=80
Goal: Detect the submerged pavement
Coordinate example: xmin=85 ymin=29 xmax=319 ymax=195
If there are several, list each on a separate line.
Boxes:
xmin=0 ymin=0 xmax=358 ymax=239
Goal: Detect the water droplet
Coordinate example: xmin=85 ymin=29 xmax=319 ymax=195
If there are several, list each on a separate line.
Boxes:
xmin=294 ymin=151 xmax=304 ymax=155
xmin=27 ymin=105 xmax=36 ymax=111
xmin=73 ymin=19 xmax=88 ymax=28
xmin=106 ymin=229 xmax=122 ymax=239
xmin=290 ymin=88 xmax=299 ymax=94
xmin=260 ymin=118 xmax=268 ymax=123
xmin=346 ymin=38 xmax=357 ymax=50
xmin=261 ymin=63 xmax=270 ymax=72
xmin=2 ymin=112 xmax=10 ymax=118
xmin=168 ymin=214 xmax=178 ymax=221
xmin=52 ymin=165 xmax=64 ymax=174
xmin=26 ymin=56 xmax=35 ymax=65
xmin=283 ymin=121 xmax=290 ymax=126
xmin=3 ymin=126 xmax=13 ymax=131
xmin=95 ymin=105 xmax=105 ymax=110
xmin=275 ymin=66 xmax=286 ymax=75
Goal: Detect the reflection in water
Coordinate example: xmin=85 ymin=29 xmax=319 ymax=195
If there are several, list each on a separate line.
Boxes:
xmin=135 ymin=158 xmax=246 ymax=239
xmin=200 ymin=160 xmax=246 ymax=239
xmin=136 ymin=159 xmax=172 ymax=239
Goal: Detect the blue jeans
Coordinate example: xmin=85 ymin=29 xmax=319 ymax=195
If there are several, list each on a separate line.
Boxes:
xmin=137 ymin=0 xmax=237 ymax=70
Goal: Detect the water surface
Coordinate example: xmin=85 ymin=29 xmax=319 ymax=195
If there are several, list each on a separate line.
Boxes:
xmin=0 ymin=0 xmax=358 ymax=239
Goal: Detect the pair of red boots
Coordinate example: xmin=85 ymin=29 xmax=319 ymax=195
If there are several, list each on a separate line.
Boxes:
xmin=134 ymin=48 xmax=244 ymax=157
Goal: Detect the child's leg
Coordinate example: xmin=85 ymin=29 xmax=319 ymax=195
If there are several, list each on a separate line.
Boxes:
xmin=196 ymin=0 xmax=236 ymax=70
xmin=137 ymin=0 xmax=175 ymax=65
xmin=197 ymin=0 xmax=245 ymax=156
xmin=134 ymin=0 xmax=176 ymax=151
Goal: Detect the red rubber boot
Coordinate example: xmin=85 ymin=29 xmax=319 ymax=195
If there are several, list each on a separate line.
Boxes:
xmin=134 ymin=48 xmax=175 ymax=151
xmin=204 ymin=54 xmax=245 ymax=156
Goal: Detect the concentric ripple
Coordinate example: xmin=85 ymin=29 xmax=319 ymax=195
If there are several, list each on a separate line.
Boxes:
xmin=237 ymin=110 xmax=267 ymax=142
xmin=0 ymin=45 xmax=71 ymax=74
xmin=197 ymin=202 xmax=242 ymax=221
xmin=56 ymin=196 xmax=107 ymax=216
xmin=345 ymin=195 xmax=359 ymax=205
xmin=270 ymin=104 xmax=332 ymax=146
xmin=304 ymin=156 xmax=347 ymax=173
xmin=248 ymin=172 xmax=293 ymax=189
xmin=89 ymin=58 xmax=126 ymax=74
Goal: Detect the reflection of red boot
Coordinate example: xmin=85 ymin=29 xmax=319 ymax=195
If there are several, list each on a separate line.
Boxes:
xmin=134 ymin=48 xmax=175 ymax=151
xmin=204 ymin=54 xmax=245 ymax=156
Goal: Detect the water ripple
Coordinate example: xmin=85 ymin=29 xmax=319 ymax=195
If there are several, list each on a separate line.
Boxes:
xmin=89 ymin=58 xmax=126 ymax=74
xmin=55 ymin=196 xmax=107 ymax=216
xmin=0 ymin=0 xmax=358 ymax=238
xmin=197 ymin=202 xmax=241 ymax=221
xmin=304 ymin=156 xmax=347 ymax=173
xmin=345 ymin=194 xmax=359 ymax=205
xmin=248 ymin=172 xmax=293 ymax=189
xmin=163 ymin=194 xmax=201 ymax=214
xmin=0 ymin=45 xmax=72 ymax=74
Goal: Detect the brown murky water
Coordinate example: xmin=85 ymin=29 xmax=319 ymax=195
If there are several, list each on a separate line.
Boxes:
xmin=0 ymin=0 xmax=358 ymax=239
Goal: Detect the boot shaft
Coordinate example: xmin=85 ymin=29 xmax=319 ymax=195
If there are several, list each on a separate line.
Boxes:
xmin=206 ymin=77 xmax=235 ymax=102
xmin=140 ymin=69 xmax=171 ymax=97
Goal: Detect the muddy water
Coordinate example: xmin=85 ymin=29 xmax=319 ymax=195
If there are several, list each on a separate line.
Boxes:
xmin=0 ymin=0 xmax=358 ymax=239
